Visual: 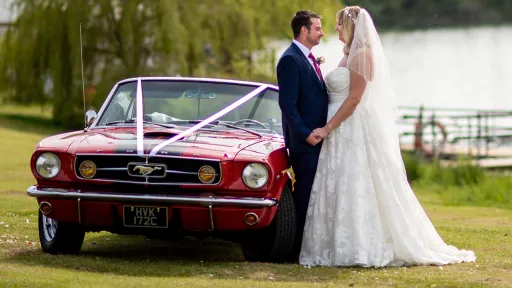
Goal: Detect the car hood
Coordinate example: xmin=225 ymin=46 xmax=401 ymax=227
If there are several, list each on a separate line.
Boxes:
xmin=66 ymin=127 xmax=268 ymax=160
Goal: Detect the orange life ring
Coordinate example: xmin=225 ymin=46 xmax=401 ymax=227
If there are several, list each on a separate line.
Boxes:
xmin=414 ymin=120 xmax=448 ymax=157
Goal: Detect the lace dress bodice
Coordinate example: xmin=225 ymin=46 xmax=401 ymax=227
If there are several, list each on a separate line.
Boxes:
xmin=325 ymin=67 xmax=350 ymax=105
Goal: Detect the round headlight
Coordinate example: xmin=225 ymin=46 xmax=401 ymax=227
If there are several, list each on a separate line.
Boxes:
xmin=79 ymin=160 xmax=97 ymax=179
xmin=198 ymin=165 xmax=216 ymax=184
xmin=35 ymin=152 xmax=61 ymax=179
xmin=242 ymin=163 xmax=269 ymax=189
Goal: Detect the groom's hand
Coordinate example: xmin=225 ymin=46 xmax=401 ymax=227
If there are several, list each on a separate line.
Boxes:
xmin=306 ymin=131 xmax=323 ymax=146
xmin=313 ymin=127 xmax=329 ymax=139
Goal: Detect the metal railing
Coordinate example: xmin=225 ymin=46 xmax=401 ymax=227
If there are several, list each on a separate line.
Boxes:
xmin=397 ymin=105 xmax=512 ymax=161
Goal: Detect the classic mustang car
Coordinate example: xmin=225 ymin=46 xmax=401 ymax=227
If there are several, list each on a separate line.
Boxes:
xmin=27 ymin=77 xmax=296 ymax=262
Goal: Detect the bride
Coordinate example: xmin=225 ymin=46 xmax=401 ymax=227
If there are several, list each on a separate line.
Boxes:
xmin=298 ymin=6 xmax=476 ymax=267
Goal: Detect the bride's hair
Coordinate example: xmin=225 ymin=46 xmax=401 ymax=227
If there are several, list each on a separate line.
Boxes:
xmin=336 ymin=6 xmax=361 ymax=56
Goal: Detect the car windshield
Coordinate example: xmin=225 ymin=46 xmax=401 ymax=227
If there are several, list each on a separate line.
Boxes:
xmin=96 ymin=80 xmax=282 ymax=135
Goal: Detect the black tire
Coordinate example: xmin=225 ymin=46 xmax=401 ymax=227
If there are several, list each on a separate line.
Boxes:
xmin=240 ymin=182 xmax=296 ymax=263
xmin=38 ymin=211 xmax=85 ymax=254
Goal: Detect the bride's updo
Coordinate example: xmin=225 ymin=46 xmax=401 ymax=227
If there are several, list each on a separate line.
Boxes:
xmin=336 ymin=6 xmax=361 ymax=56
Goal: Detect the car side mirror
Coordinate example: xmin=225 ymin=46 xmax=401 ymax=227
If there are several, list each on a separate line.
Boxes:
xmin=85 ymin=110 xmax=97 ymax=128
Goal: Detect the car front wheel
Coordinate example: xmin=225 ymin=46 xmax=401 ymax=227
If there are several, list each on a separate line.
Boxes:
xmin=240 ymin=182 xmax=296 ymax=263
xmin=38 ymin=211 xmax=85 ymax=254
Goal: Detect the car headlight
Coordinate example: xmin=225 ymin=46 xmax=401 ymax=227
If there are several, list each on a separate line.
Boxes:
xmin=242 ymin=163 xmax=269 ymax=189
xmin=35 ymin=152 xmax=61 ymax=179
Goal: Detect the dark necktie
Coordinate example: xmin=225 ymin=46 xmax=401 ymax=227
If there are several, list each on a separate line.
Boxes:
xmin=308 ymin=52 xmax=323 ymax=80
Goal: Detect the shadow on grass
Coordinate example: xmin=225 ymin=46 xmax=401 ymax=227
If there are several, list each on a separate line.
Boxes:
xmin=0 ymin=113 xmax=68 ymax=135
xmin=81 ymin=234 xmax=246 ymax=262
xmin=5 ymin=234 xmax=328 ymax=282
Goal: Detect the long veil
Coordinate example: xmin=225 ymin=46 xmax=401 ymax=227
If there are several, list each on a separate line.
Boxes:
xmin=345 ymin=9 xmax=476 ymax=265
xmin=346 ymin=8 xmax=403 ymax=168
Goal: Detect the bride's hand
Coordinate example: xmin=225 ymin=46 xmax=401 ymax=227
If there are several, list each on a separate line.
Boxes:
xmin=313 ymin=127 xmax=329 ymax=139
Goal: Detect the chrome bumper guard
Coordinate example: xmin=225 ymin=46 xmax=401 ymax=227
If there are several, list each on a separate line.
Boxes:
xmin=26 ymin=185 xmax=277 ymax=208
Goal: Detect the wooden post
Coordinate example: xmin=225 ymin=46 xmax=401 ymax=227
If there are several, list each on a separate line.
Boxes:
xmin=477 ymin=112 xmax=481 ymax=165
xmin=431 ymin=112 xmax=437 ymax=158
xmin=417 ymin=105 xmax=424 ymax=156
xmin=467 ymin=115 xmax=472 ymax=157
xmin=485 ymin=113 xmax=489 ymax=157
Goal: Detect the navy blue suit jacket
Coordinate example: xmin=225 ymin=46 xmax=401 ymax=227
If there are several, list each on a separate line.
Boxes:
xmin=277 ymin=43 xmax=328 ymax=153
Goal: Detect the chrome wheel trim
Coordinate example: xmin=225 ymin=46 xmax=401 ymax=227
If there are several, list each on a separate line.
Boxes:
xmin=42 ymin=214 xmax=58 ymax=242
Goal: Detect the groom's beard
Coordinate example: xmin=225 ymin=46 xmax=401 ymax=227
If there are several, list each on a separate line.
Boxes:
xmin=306 ymin=34 xmax=321 ymax=47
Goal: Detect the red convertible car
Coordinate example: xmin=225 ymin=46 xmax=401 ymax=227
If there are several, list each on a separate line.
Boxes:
xmin=27 ymin=77 xmax=296 ymax=262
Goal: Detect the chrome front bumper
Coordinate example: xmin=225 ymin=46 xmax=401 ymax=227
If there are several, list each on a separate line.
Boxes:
xmin=26 ymin=185 xmax=277 ymax=208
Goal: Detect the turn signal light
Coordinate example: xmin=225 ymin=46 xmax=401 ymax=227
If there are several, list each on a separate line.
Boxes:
xmin=198 ymin=165 xmax=216 ymax=184
xmin=244 ymin=213 xmax=259 ymax=225
xmin=39 ymin=201 xmax=52 ymax=215
xmin=79 ymin=160 xmax=97 ymax=178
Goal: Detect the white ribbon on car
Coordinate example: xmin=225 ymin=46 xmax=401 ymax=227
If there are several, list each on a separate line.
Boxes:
xmin=134 ymin=78 xmax=269 ymax=157
xmin=136 ymin=77 xmax=145 ymax=156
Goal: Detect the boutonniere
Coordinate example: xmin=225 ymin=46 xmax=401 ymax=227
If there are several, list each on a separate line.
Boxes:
xmin=316 ymin=56 xmax=325 ymax=65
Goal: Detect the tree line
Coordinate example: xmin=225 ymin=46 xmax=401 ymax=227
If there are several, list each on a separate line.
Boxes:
xmin=3 ymin=0 xmax=510 ymax=129
xmin=345 ymin=0 xmax=512 ymax=31
xmin=0 ymin=0 xmax=339 ymax=128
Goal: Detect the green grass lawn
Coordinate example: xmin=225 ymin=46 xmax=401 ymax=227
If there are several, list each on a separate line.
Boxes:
xmin=0 ymin=105 xmax=511 ymax=287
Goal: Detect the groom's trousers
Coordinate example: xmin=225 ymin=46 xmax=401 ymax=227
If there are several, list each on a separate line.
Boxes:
xmin=289 ymin=151 xmax=321 ymax=255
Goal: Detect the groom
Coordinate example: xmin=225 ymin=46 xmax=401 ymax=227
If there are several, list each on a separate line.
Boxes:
xmin=276 ymin=10 xmax=328 ymax=259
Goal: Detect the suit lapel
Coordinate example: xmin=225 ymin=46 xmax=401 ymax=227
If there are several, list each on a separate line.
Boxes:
xmin=291 ymin=43 xmax=325 ymax=94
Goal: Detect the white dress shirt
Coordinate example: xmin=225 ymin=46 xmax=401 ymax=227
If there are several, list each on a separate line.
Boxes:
xmin=292 ymin=39 xmax=320 ymax=79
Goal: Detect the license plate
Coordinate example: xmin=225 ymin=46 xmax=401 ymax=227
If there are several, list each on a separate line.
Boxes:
xmin=123 ymin=206 xmax=168 ymax=228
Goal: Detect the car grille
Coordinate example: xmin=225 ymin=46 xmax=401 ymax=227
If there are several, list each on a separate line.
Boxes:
xmin=75 ymin=154 xmax=221 ymax=185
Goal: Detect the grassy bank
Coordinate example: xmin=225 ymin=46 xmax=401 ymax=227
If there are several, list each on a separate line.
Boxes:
xmin=0 ymin=105 xmax=511 ymax=287
xmin=403 ymin=153 xmax=512 ymax=211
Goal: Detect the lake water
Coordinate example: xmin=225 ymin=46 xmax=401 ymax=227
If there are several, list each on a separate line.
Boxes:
xmin=275 ymin=25 xmax=512 ymax=146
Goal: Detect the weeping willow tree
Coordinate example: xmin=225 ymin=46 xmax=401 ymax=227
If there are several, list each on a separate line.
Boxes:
xmin=0 ymin=0 xmax=341 ymax=129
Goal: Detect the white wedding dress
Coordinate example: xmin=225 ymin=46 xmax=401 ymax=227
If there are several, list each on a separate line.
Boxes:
xmin=298 ymin=67 xmax=476 ymax=267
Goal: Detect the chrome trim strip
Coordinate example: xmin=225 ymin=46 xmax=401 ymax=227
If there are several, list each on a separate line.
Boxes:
xmin=97 ymin=168 xmax=127 ymax=171
xmin=168 ymin=169 xmax=218 ymax=176
xmin=26 ymin=186 xmax=277 ymax=208
xmin=97 ymin=168 xmax=214 ymax=176
xmin=208 ymin=204 xmax=214 ymax=231
xmin=78 ymin=178 xmax=221 ymax=186
xmin=73 ymin=177 xmax=221 ymax=186
xmin=75 ymin=153 xmax=221 ymax=162
xmin=115 ymin=77 xmax=279 ymax=90
xmin=167 ymin=169 xmax=200 ymax=175
xmin=77 ymin=198 xmax=82 ymax=224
